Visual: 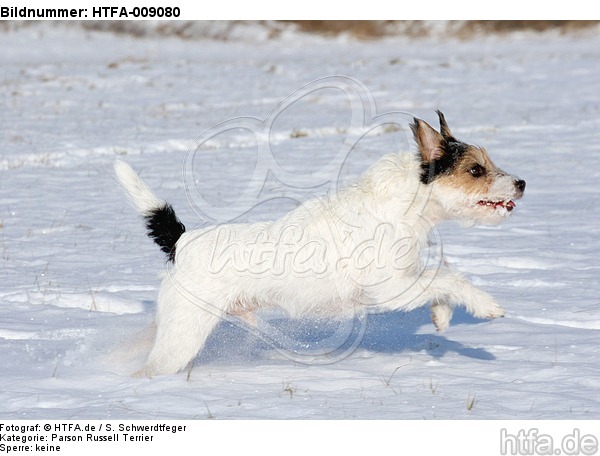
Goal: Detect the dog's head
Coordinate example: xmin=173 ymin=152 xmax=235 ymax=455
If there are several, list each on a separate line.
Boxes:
xmin=411 ymin=111 xmax=525 ymax=226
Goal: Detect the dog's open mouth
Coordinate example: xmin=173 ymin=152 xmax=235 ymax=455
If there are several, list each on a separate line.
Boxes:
xmin=477 ymin=200 xmax=516 ymax=212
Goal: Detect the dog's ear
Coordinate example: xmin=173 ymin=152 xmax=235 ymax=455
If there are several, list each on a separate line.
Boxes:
xmin=436 ymin=110 xmax=456 ymax=141
xmin=411 ymin=117 xmax=445 ymax=163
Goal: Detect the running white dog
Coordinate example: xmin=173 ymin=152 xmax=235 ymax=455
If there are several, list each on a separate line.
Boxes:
xmin=115 ymin=111 xmax=525 ymax=376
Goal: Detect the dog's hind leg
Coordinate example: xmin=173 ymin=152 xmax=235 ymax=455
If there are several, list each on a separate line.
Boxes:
xmin=134 ymin=281 xmax=224 ymax=377
xmin=136 ymin=307 xmax=222 ymax=377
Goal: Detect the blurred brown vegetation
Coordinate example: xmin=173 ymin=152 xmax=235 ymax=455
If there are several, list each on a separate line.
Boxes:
xmin=287 ymin=20 xmax=599 ymax=39
xmin=3 ymin=20 xmax=597 ymax=40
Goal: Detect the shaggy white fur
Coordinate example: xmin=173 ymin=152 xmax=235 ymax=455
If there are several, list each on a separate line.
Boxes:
xmin=115 ymin=114 xmax=525 ymax=376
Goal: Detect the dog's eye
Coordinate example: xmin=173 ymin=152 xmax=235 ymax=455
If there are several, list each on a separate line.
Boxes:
xmin=469 ymin=164 xmax=486 ymax=178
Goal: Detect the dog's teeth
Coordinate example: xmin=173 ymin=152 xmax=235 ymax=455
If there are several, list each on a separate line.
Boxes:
xmin=477 ymin=199 xmax=517 ymax=212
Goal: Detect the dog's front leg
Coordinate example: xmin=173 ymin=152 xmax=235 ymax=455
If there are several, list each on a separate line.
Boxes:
xmin=430 ymin=257 xmax=455 ymax=333
xmin=431 ymin=299 xmax=453 ymax=332
xmin=369 ymin=268 xmax=504 ymax=328
xmin=422 ymin=268 xmax=505 ymax=321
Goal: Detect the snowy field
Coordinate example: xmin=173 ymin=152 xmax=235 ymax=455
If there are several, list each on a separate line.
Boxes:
xmin=1 ymin=23 xmax=600 ymax=420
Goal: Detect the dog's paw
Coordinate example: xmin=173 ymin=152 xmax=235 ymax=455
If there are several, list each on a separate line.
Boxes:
xmin=485 ymin=304 xmax=505 ymax=319
xmin=471 ymin=294 xmax=505 ymax=320
xmin=431 ymin=300 xmax=453 ymax=333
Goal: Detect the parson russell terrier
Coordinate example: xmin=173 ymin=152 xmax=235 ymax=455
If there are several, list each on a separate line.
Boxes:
xmin=115 ymin=111 xmax=525 ymax=376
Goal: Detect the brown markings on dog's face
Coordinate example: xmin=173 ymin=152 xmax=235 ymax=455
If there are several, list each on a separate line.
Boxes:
xmin=435 ymin=145 xmax=499 ymax=196
xmin=434 ymin=143 xmax=525 ymax=224
xmin=413 ymin=111 xmax=524 ymax=225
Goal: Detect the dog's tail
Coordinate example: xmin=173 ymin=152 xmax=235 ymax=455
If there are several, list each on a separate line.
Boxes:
xmin=114 ymin=160 xmax=186 ymax=262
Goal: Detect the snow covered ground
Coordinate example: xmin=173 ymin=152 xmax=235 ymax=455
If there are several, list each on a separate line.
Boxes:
xmin=1 ymin=23 xmax=600 ymax=419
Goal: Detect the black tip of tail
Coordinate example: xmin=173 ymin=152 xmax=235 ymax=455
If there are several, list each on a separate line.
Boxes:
xmin=144 ymin=204 xmax=186 ymax=262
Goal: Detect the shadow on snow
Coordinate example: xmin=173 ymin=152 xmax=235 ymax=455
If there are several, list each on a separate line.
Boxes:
xmin=195 ymin=306 xmax=495 ymax=367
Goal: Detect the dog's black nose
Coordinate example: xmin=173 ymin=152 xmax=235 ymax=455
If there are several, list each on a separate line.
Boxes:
xmin=515 ymin=179 xmax=526 ymax=193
